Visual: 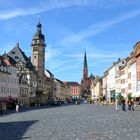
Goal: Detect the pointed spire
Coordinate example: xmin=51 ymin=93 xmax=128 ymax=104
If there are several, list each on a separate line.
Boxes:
xmin=84 ymin=50 xmax=87 ymax=69
xmin=32 ymin=18 xmax=45 ymax=41
xmin=38 ymin=16 xmax=40 ymax=23
xmin=37 ymin=18 xmax=42 ymax=33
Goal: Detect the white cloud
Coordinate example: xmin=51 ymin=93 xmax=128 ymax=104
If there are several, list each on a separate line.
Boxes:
xmin=54 ymin=63 xmax=81 ymax=73
xmin=45 ymin=44 xmax=63 ymax=61
xmin=62 ymin=9 xmax=140 ymax=43
xmin=64 ymin=53 xmax=117 ymax=59
xmin=0 ymin=0 xmax=138 ymax=20
xmin=63 ymin=50 xmax=127 ymax=64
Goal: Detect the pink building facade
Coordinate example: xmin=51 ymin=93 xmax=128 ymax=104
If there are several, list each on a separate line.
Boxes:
xmin=66 ymin=82 xmax=80 ymax=97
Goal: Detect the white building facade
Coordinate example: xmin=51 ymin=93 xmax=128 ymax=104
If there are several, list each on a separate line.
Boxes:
xmin=0 ymin=57 xmax=19 ymax=99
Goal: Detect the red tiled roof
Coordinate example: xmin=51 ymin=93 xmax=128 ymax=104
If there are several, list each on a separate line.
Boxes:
xmin=66 ymin=82 xmax=80 ymax=86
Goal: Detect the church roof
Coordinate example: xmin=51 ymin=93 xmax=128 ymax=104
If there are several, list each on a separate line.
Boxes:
xmin=6 ymin=43 xmax=35 ymax=71
xmin=33 ymin=21 xmax=45 ymax=40
xmin=84 ymin=51 xmax=88 ymax=69
xmin=66 ymin=82 xmax=80 ymax=86
xmin=55 ymin=78 xmax=64 ymax=85
xmin=45 ymin=69 xmax=54 ymax=78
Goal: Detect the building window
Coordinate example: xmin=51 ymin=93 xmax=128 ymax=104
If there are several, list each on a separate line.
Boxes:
xmin=128 ymin=72 xmax=131 ymax=79
xmin=137 ymin=72 xmax=140 ymax=81
xmin=33 ymin=46 xmax=38 ymax=52
xmin=15 ymin=56 xmax=19 ymax=59
xmin=34 ymin=56 xmax=37 ymax=59
xmin=11 ymin=51 xmax=15 ymax=54
xmin=1 ymin=87 xmax=3 ymax=93
xmin=128 ymin=83 xmax=131 ymax=90
xmin=121 ymin=88 xmax=125 ymax=93
xmin=120 ymin=70 xmax=125 ymax=75
xmin=121 ymin=79 xmax=125 ymax=84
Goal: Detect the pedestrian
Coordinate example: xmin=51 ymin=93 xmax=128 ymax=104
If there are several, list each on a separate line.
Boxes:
xmin=72 ymin=99 xmax=75 ymax=105
xmin=115 ymin=98 xmax=119 ymax=111
xmin=121 ymin=98 xmax=126 ymax=111
xmin=16 ymin=104 xmax=19 ymax=113
xmin=131 ymin=99 xmax=134 ymax=111
xmin=2 ymin=103 xmax=7 ymax=114
xmin=0 ymin=102 xmax=3 ymax=114
xmin=127 ymin=100 xmax=131 ymax=111
xmin=77 ymin=99 xmax=80 ymax=105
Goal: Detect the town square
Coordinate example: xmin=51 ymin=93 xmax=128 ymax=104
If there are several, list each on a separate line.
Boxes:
xmin=1 ymin=104 xmax=140 ymax=140
xmin=1 ymin=0 xmax=140 ymax=140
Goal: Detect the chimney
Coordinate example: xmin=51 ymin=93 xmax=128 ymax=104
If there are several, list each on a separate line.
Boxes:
xmin=16 ymin=43 xmax=19 ymax=47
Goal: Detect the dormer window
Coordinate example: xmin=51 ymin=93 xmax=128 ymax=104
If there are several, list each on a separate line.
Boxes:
xmin=15 ymin=56 xmax=19 ymax=59
xmin=11 ymin=51 xmax=15 ymax=54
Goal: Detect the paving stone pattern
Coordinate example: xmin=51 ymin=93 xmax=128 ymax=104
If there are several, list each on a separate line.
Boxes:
xmin=0 ymin=104 xmax=140 ymax=140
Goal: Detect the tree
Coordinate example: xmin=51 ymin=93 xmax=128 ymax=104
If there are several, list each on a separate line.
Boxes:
xmin=116 ymin=93 xmax=123 ymax=103
xmin=81 ymin=90 xmax=88 ymax=98
xmin=127 ymin=93 xmax=132 ymax=101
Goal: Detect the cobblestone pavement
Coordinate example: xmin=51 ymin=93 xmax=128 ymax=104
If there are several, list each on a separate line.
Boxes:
xmin=0 ymin=104 xmax=140 ymax=140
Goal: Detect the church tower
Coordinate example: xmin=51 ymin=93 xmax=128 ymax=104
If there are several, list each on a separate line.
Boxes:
xmin=81 ymin=51 xmax=90 ymax=98
xmin=31 ymin=20 xmax=46 ymax=91
xmin=83 ymin=51 xmax=88 ymax=82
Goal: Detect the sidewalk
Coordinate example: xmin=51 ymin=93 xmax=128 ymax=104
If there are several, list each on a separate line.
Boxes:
xmin=0 ymin=103 xmax=72 ymax=116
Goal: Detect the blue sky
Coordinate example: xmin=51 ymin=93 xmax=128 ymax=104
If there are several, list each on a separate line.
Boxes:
xmin=0 ymin=0 xmax=140 ymax=83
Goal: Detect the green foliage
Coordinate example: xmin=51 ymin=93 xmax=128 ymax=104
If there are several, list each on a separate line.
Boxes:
xmin=99 ymin=96 xmax=104 ymax=102
xmin=87 ymin=96 xmax=92 ymax=103
xmin=81 ymin=90 xmax=88 ymax=98
xmin=127 ymin=93 xmax=132 ymax=101
xmin=116 ymin=93 xmax=123 ymax=103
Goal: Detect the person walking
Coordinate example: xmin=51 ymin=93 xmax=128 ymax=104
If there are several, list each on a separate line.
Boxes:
xmin=131 ymin=99 xmax=134 ymax=111
xmin=77 ymin=99 xmax=80 ymax=105
xmin=2 ymin=103 xmax=7 ymax=114
xmin=16 ymin=104 xmax=19 ymax=113
xmin=127 ymin=100 xmax=131 ymax=111
xmin=121 ymin=98 xmax=126 ymax=111
xmin=115 ymin=98 xmax=119 ymax=111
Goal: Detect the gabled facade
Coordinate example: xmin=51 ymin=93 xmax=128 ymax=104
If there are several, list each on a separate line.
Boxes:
xmin=102 ymin=73 xmax=107 ymax=98
xmin=0 ymin=56 xmax=19 ymax=99
xmin=54 ymin=79 xmax=70 ymax=101
xmin=131 ymin=42 xmax=140 ymax=97
xmin=18 ymin=73 xmax=30 ymax=105
xmin=90 ymin=76 xmax=102 ymax=100
xmin=44 ymin=69 xmax=54 ymax=101
xmin=66 ymin=82 xmax=80 ymax=97
xmin=6 ymin=43 xmax=37 ymax=106
xmin=104 ymin=59 xmax=127 ymax=102
xmin=127 ymin=59 xmax=132 ymax=94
